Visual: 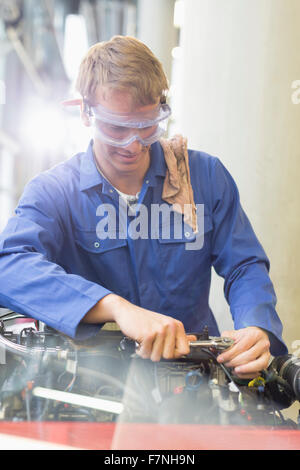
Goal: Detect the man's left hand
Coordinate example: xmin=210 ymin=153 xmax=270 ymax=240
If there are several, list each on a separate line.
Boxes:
xmin=217 ymin=327 xmax=271 ymax=379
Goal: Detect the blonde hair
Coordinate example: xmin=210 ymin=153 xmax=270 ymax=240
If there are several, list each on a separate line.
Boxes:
xmin=76 ymin=35 xmax=169 ymax=106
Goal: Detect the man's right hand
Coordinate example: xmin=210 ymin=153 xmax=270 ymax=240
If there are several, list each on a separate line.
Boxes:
xmin=83 ymin=294 xmax=195 ymax=362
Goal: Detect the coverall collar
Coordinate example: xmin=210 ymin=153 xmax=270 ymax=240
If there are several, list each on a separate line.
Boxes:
xmin=79 ymin=140 xmax=166 ymax=192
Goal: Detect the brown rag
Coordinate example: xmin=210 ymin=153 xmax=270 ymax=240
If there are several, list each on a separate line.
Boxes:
xmin=159 ymin=134 xmax=198 ymax=233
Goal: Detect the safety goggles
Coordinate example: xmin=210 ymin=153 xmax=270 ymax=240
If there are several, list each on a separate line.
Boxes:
xmin=89 ymin=102 xmax=171 ymax=148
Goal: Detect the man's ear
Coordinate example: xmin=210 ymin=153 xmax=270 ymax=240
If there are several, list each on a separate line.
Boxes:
xmin=81 ymin=99 xmax=92 ymax=127
xmin=61 ymin=98 xmax=91 ymax=127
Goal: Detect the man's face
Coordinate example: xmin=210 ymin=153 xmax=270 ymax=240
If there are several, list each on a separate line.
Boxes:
xmin=88 ymin=87 xmax=160 ymax=178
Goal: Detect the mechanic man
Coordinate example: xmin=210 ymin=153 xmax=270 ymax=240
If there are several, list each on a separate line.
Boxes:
xmin=0 ymin=36 xmax=287 ymax=379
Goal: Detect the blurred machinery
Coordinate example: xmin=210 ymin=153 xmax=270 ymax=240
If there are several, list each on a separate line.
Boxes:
xmin=0 ymin=0 xmax=139 ymax=229
xmin=0 ymin=0 xmax=178 ymax=229
xmin=0 ymin=309 xmax=299 ymax=428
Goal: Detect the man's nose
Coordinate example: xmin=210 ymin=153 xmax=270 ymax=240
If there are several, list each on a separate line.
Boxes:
xmin=124 ymin=137 xmax=144 ymax=153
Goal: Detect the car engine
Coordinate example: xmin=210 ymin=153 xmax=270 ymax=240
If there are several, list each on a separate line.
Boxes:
xmin=0 ymin=309 xmax=299 ymax=428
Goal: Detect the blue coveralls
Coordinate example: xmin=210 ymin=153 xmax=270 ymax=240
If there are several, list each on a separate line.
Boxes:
xmin=0 ymin=140 xmax=287 ymax=355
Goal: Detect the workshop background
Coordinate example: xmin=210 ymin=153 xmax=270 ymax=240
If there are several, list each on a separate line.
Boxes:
xmin=0 ymin=0 xmax=300 ymax=356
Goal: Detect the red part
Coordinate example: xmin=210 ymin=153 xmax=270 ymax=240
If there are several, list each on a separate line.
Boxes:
xmin=0 ymin=422 xmax=299 ymax=450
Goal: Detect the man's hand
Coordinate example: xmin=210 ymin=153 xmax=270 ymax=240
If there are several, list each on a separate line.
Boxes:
xmin=84 ymin=294 xmax=196 ymax=362
xmin=217 ymin=327 xmax=271 ymax=379
xmin=116 ymin=304 xmax=195 ymax=362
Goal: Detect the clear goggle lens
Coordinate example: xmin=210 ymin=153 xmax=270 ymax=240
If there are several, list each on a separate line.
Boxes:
xmin=93 ymin=119 xmax=168 ymax=147
xmin=89 ymin=103 xmax=171 ymax=147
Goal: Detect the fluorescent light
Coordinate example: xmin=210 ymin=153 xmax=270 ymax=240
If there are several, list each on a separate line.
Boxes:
xmin=32 ymin=387 xmax=124 ymax=415
xmin=171 ymin=46 xmax=182 ymax=60
xmin=20 ymin=103 xmax=66 ymax=154
xmin=63 ymin=14 xmax=89 ymax=81
xmin=174 ymin=0 xmax=184 ymax=28
xmin=19 ymin=97 xmax=92 ymax=158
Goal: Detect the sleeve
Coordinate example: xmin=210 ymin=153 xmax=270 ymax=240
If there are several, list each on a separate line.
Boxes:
xmin=0 ymin=175 xmax=112 ymax=340
xmin=210 ymin=158 xmax=288 ymax=356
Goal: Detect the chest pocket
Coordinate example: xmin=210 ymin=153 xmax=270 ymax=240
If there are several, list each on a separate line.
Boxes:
xmin=75 ymin=229 xmax=127 ymax=254
xmin=74 ymin=228 xmax=130 ymax=296
xmin=157 ymin=215 xmax=213 ymax=298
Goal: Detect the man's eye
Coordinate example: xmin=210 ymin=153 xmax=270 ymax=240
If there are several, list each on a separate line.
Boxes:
xmin=108 ymin=125 xmax=127 ymax=133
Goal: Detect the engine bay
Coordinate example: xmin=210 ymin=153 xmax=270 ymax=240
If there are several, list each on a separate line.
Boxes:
xmin=0 ymin=309 xmax=299 ymax=429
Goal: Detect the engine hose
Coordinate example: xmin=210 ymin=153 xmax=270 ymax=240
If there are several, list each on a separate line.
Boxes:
xmin=0 ymin=331 xmax=66 ymax=358
xmin=271 ymin=355 xmax=300 ymax=401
